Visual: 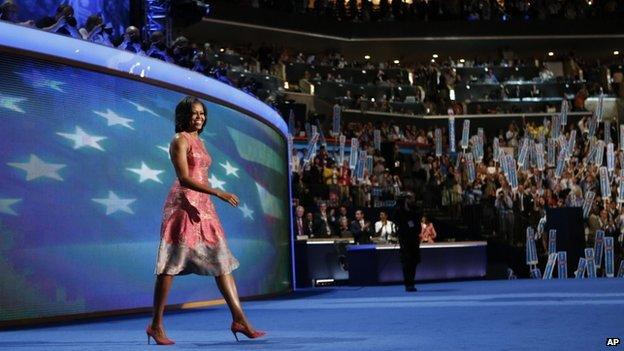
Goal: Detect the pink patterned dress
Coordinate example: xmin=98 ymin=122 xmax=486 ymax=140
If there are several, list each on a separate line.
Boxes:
xmin=155 ymin=132 xmax=239 ymax=276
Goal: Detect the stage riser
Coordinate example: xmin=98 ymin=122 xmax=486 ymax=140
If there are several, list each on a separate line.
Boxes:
xmin=296 ymin=241 xmax=487 ymax=287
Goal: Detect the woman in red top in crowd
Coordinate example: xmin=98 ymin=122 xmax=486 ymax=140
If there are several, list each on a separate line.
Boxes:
xmin=338 ymin=159 xmax=351 ymax=201
xmin=419 ymin=215 xmax=437 ymax=243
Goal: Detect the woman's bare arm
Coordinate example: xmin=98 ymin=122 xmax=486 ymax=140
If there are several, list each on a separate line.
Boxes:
xmin=170 ymin=134 xmax=239 ymax=206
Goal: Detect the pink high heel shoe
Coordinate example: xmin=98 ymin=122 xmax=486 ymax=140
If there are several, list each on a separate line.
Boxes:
xmin=146 ymin=325 xmax=175 ymax=345
xmin=230 ymin=321 xmax=266 ymax=341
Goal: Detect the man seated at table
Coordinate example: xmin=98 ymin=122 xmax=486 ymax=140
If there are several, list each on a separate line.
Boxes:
xmin=337 ymin=205 xmax=350 ymax=226
xmin=305 ymin=212 xmax=315 ymax=237
xmin=374 ymin=211 xmax=397 ymax=243
xmin=293 ymin=205 xmax=307 ymax=238
xmin=338 ymin=217 xmax=353 ymax=238
xmin=350 ymin=209 xmax=374 ymax=244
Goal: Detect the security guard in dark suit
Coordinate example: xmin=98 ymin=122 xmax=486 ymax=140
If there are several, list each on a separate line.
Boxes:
xmin=395 ymin=194 xmax=421 ymax=292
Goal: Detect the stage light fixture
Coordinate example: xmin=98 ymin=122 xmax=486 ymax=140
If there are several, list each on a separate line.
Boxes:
xmin=548 ymin=51 xmax=554 ymax=56
xmin=364 ymin=55 xmax=371 ymax=60
xmin=394 ymin=59 xmax=400 ymax=64
xmin=614 ymin=51 xmax=620 ymax=56
xmin=432 ymin=54 xmax=439 ymax=58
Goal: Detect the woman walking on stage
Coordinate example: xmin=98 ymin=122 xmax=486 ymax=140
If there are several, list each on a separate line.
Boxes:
xmin=146 ymin=96 xmax=266 ymax=345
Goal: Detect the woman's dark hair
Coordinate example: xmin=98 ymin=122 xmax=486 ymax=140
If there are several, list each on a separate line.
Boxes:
xmin=175 ymin=96 xmax=207 ymax=134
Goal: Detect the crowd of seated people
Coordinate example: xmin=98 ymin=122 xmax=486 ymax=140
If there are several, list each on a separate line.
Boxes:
xmin=4 ymin=1 xmax=621 ymax=118
xmin=0 ymin=1 xmax=283 ymax=107
xmin=288 ymin=48 xmax=623 ymax=115
xmin=291 ymin=110 xmax=624 ymax=266
xmin=224 ymin=0 xmax=624 ymax=23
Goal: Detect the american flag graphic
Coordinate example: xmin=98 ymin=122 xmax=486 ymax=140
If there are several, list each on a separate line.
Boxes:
xmin=0 ymin=51 xmax=290 ymax=321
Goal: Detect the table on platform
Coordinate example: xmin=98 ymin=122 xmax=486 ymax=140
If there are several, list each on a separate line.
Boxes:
xmin=295 ymin=238 xmax=487 ymax=287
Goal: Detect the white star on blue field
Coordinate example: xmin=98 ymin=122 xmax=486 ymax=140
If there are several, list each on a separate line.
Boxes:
xmin=92 ymin=191 xmax=137 ymax=215
xmin=127 ymin=162 xmax=164 ymax=183
xmin=94 ymin=109 xmax=135 ymax=130
xmin=220 ymin=160 xmax=240 ymax=178
xmin=0 ymin=93 xmax=27 ymax=113
xmin=0 ymin=198 xmax=21 ymax=215
xmin=57 ymin=126 xmax=107 ymax=151
xmin=16 ymin=69 xmax=66 ymax=92
xmin=7 ymin=154 xmax=66 ymax=181
xmin=239 ymin=203 xmax=254 ymax=220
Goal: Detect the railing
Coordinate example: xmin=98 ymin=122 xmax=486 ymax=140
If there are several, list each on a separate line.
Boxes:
xmin=343 ymin=109 xmax=593 ymax=120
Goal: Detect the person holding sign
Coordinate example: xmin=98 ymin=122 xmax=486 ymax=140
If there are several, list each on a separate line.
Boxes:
xmin=338 ymin=160 xmax=352 ymax=202
xmin=495 ymin=183 xmax=515 ymax=245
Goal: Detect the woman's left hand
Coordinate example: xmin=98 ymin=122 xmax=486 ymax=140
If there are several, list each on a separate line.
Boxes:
xmin=217 ymin=191 xmax=239 ymax=207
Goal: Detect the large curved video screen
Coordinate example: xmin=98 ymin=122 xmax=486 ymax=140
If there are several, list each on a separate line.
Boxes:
xmin=0 ymin=51 xmax=290 ymax=323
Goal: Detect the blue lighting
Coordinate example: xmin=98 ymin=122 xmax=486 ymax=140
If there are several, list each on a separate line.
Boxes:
xmin=0 ymin=22 xmax=288 ymax=138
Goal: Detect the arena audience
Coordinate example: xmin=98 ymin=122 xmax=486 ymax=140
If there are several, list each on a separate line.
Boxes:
xmin=224 ymin=0 xmax=624 ymax=23
xmin=0 ymin=0 xmax=33 ymax=26
xmin=2 ymin=1 xmax=622 ymax=266
xmin=36 ymin=4 xmax=81 ymax=38
xmin=290 ymin=110 xmax=623 ymax=269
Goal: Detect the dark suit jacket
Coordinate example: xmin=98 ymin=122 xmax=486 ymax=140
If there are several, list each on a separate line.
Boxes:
xmin=294 ymin=216 xmax=307 ymax=237
xmin=350 ymin=219 xmax=373 ymax=244
xmin=313 ymin=212 xmax=336 ymax=237
xmin=513 ymin=193 xmax=534 ymax=218
xmin=394 ymin=205 xmax=421 ymax=264
xmin=304 ymin=218 xmax=315 ymax=237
